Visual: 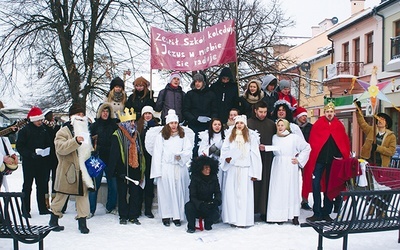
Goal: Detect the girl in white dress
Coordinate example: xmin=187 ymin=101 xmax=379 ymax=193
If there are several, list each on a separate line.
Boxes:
xmin=266 ymin=119 xmax=311 ymax=225
xmin=219 ymin=115 xmax=262 ymax=227
xmin=150 ymin=110 xmax=193 ymax=227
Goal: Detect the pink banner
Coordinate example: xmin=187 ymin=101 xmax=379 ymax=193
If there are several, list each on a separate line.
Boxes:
xmin=150 ymin=20 xmax=237 ymax=71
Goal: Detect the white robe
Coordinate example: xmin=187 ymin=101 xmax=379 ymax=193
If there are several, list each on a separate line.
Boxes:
xmin=266 ymin=133 xmax=311 ymax=222
xmin=219 ymin=130 xmax=262 ymax=227
xmin=150 ymin=133 xmax=192 ymax=221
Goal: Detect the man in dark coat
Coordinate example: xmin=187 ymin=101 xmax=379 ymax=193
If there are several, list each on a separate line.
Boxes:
xmin=185 ymin=156 xmax=221 ymax=233
xmin=183 ymin=73 xmax=218 ymax=157
xmin=16 ymin=107 xmax=52 ymax=217
xmin=209 ymin=67 xmax=239 ymax=124
xmin=304 ymin=102 xmax=350 ymax=222
xmin=247 ymin=101 xmax=276 ymax=221
xmin=154 ymin=72 xmax=185 ymax=124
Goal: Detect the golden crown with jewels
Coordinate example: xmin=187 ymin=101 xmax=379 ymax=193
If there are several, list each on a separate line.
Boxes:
xmin=324 ymin=102 xmax=335 ymax=111
xmin=117 ymin=107 xmax=136 ymax=122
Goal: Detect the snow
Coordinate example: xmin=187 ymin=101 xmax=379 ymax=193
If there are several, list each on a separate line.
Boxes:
xmin=1 ymin=167 xmax=399 ymax=250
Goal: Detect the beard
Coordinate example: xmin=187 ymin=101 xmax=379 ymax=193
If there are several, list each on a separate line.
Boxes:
xmin=71 ymin=115 xmax=94 ymax=189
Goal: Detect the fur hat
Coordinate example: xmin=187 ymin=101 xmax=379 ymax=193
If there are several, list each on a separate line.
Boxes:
xmin=110 ymin=77 xmax=125 ymax=90
xmin=234 ymin=115 xmax=247 ymax=126
xmin=169 ymin=72 xmax=181 ymax=83
xmin=261 ymin=74 xmax=278 ymax=91
xmin=69 ymin=103 xmax=85 ymax=117
xmin=279 ymin=80 xmax=291 ymax=89
xmin=141 ymin=106 xmax=154 ymax=116
xmin=134 ymin=76 xmax=149 ymax=87
xmin=247 ymin=79 xmax=262 ymax=90
xmin=293 ymin=106 xmax=307 ymax=119
xmin=27 ymin=107 xmax=44 ymax=122
xmin=189 ymin=155 xmax=219 ymax=177
xmin=165 ymin=109 xmax=179 ymax=124
xmin=376 ymin=113 xmax=392 ymax=129
xmin=192 ymin=73 xmax=204 ymax=83
xmin=96 ymin=102 xmax=115 ymax=119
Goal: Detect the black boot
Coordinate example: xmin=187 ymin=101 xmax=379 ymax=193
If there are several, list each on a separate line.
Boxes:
xmin=78 ymin=217 xmax=90 ymax=234
xmin=144 ymin=199 xmax=154 ymax=218
xmin=49 ymin=213 xmax=65 ymax=232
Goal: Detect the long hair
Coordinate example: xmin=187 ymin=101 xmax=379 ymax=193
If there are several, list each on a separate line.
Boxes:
xmin=229 ymin=126 xmax=250 ymax=143
xmin=272 ymin=102 xmax=294 ymax=123
xmin=161 ymin=123 xmax=185 ymax=139
xmin=208 ymin=118 xmax=225 ymax=144
xmin=132 ymin=86 xmax=150 ymax=100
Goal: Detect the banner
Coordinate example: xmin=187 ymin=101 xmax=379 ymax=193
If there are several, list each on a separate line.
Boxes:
xmin=150 ymin=19 xmax=237 ymax=71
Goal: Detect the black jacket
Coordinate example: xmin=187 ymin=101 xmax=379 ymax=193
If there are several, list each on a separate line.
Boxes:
xmin=189 ymin=174 xmax=221 ymax=211
xmin=125 ymin=90 xmax=155 ymax=119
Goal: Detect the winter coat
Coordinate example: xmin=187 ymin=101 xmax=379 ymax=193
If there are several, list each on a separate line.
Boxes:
xmin=16 ymin=122 xmax=52 ymax=169
xmin=209 ymin=68 xmax=239 ymax=124
xmin=299 ymin=122 xmax=313 ymax=142
xmin=53 ymin=124 xmax=85 ymax=196
xmin=356 ymin=111 xmax=396 ymax=167
xmin=154 ymin=84 xmax=185 ymax=124
xmin=183 ymin=85 xmax=218 ymax=129
xmin=188 ymin=173 xmax=222 ymax=211
xmin=125 ymin=90 xmax=155 ymax=119
xmin=262 ymin=91 xmax=279 ymax=118
xmin=89 ymin=103 xmax=119 ymax=175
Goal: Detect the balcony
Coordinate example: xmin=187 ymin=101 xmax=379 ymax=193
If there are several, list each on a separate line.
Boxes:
xmin=324 ymin=61 xmax=365 ymax=97
xmin=387 ymin=35 xmax=400 ymax=72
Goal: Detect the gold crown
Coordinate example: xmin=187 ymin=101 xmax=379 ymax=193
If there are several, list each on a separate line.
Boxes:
xmin=324 ymin=102 xmax=335 ymax=111
xmin=117 ymin=107 xmax=136 ymax=122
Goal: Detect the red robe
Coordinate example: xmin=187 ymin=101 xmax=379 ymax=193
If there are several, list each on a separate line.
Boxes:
xmin=302 ymin=116 xmax=350 ymax=199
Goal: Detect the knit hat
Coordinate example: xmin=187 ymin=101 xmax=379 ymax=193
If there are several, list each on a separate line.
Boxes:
xmin=69 ymin=103 xmax=85 ymax=117
xmin=279 ymin=80 xmax=291 ymax=89
xmin=165 ymin=109 xmax=179 ymax=124
xmin=293 ymin=106 xmax=307 ymax=119
xmin=134 ymin=76 xmax=149 ymax=87
xmin=193 ymin=73 xmax=204 ymax=83
xmin=376 ymin=113 xmax=392 ymax=129
xmin=234 ymin=115 xmax=247 ymax=126
xmin=261 ymin=74 xmax=278 ymax=91
xmin=27 ymin=107 xmax=44 ymax=122
xmin=141 ymin=106 xmax=154 ymax=116
xmin=169 ymin=72 xmax=181 ymax=83
xmin=110 ymin=77 xmax=125 ymax=90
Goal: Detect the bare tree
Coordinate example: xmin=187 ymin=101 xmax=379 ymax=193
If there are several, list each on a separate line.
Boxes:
xmin=0 ymin=0 xmax=150 ymax=112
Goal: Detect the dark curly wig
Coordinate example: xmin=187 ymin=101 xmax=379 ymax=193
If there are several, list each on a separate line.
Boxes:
xmin=189 ymin=155 xmax=219 ymax=177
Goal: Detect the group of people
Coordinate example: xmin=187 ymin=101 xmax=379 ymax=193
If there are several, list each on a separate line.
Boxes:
xmin=1 ymin=66 xmax=396 ymax=235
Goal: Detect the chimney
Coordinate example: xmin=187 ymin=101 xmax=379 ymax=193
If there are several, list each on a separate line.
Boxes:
xmin=351 ymin=0 xmax=365 ymax=16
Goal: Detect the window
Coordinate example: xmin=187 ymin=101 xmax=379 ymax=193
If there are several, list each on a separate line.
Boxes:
xmin=317 ymin=67 xmax=324 ymax=93
xmin=366 ymin=32 xmax=373 ymax=63
xmin=354 ymin=38 xmax=360 ymax=61
xmin=343 ymin=42 xmax=349 ymax=71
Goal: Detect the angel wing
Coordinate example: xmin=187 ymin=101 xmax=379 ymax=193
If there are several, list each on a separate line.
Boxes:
xmin=144 ymin=126 xmax=163 ymax=156
xmin=182 ymin=126 xmax=195 ymax=149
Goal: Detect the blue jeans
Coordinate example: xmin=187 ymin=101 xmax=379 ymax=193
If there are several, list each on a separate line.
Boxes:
xmin=312 ymin=162 xmax=333 ymax=217
xmin=89 ymin=170 xmax=117 ymax=214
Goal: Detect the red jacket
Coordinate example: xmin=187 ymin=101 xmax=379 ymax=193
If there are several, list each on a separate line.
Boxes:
xmin=302 ymin=116 xmax=350 ymax=198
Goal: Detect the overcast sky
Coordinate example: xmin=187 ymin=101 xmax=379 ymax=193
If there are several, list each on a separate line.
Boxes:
xmin=277 ymin=0 xmax=382 ymax=38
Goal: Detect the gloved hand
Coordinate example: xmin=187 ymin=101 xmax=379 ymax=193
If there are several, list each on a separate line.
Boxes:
xmin=371 ymin=143 xmax=377 ymax=152
xmin=355 ymin=101 xmax=362 ymax=109
xmin=209 ymin=144 xmax=218 ymax=155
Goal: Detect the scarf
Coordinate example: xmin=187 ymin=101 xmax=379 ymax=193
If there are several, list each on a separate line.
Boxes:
xmin=113 ymin=92 xmax=124 ymax=102
xmin=245 ymin=91 xmax=265 ymax=104
xmin=118 ymin=124 xmax=139 ymax=168
xmin=234 ymin=130 xmax=246 ymax=158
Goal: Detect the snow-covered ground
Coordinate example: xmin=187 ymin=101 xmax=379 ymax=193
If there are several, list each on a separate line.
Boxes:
xmin=1 ymin=167 xmax=399 ymax=250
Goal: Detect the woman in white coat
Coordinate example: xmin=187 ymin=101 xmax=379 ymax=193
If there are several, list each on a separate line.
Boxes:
xmin=266 ymin=119 xmax=311 ymax=225
xmin=150 ymin=109 xmax=193 ymax=227
xmin=219 ymin=115 xmax=262 ymax=227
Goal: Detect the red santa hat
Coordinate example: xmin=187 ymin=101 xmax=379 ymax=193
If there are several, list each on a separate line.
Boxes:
xmin=293 ymin=106 xmax=307 ymax=119
xmin=27 ymin=106 xmax=44 ymax=122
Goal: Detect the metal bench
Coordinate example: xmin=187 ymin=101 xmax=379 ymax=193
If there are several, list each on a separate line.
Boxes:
xmin=301 ymin=189 xmax=400 ymax=250
xmin=0 ymin=192 xmax=54 ymax=250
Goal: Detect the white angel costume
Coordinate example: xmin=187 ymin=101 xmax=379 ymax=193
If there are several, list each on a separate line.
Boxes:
xmin=147 ymin=115 xmax=195 ymax=221
xmin=219 ymin=117 xmax=262 ymax=227
xmin=266 ymin=132 xmax=311 ymax=222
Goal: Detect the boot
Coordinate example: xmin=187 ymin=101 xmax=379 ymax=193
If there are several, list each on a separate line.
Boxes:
xmin=49 ymin=213 xmax=65 ymax=232
xmin=144 ymin=199 xmax=154 ymax=218
xmin=45 ymin=194 xmax=51 ymax=209
xmin=78 ymin=217 xmax=90 ymax=234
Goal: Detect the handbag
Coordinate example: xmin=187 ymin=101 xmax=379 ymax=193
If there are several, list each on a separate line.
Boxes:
xmin=85 ymin=152 xmax=106 ymax=178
